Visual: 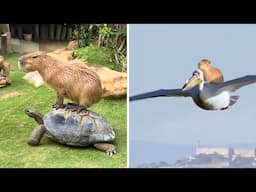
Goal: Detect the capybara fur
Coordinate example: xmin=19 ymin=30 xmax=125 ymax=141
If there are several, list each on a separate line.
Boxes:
xmin=198 ymin=59 xmax=224 ymax=84
xmin=18 ymin=51 xmax=103 ymax=108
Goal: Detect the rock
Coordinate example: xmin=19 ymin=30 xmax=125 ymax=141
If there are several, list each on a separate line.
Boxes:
xmin=23 ymin=71 xmax=44 ymax=88
xmin=89 ymin=66 xmax=127 ymax=97
xmin=47 ymin=48 xmax=73 ymax=62
xmin=46 ymin=40 xmax=79 ymax=61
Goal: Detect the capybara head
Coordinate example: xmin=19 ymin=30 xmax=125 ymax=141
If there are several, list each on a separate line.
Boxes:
xmin=198 ymin=59 xmax=211 ymax=69
xmin=18 ymin=51 xmax=47 ymax=72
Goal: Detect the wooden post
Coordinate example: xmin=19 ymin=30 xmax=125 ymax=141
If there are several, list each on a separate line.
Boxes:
xmin=55 ymin=24 xmax=62 ymax=41
xmin=61 ymin=25 xmax=67 ymax=41
xmin=49 ymin=24 xmax=55 ymax=41
xmin=10 ymin=24 xmax=16 ymax=38
xmin=67 ymin=26 xmax=73 ymax=40
xmin=17 ymin=24 xmax=23 ymax=39
xmin=1 ymin=33 xmax=12 ymax=54
xmin=34 ymin=24 xmax=39 ymax=41
xmin=40 ymin=24 xmax=45 ymax=40
xmin=44 ymin=24 xmax=49 ymax=40
xmin=0 ymin=24 xmax=12 ymax=54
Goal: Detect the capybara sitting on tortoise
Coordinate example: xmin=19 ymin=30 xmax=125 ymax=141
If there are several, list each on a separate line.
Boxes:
xmin=18 ymin=51 xmax=103 ymax=112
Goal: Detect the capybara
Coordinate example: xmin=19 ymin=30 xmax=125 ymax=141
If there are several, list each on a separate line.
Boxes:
xmin=198 ymin=59 xmax=224 ymax=84
xmin=18 ymin=51 xmax=103 ymax=110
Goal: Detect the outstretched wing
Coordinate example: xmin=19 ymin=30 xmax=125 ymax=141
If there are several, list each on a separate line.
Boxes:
xmin=215 ymin=75 xmax=256 ymax=94
xmin=130 ymin=89 xmax=191 ymax=102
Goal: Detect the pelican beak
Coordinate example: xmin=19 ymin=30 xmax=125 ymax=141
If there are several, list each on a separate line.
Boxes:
xmin=182 ymin=73 xmax=202 ymax=91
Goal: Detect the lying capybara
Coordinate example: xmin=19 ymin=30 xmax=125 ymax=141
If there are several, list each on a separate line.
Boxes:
xmin=18 ymin=51 xmax=103 ymax=110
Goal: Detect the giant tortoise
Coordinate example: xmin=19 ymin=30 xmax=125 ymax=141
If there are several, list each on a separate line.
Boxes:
xmin=25 ymin=106 xmax=116 ymax=156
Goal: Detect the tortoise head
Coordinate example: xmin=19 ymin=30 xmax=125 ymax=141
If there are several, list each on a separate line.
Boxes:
xmin=25 ymin=108 xmax=44 ymax=125
xmin=25 ymin=108 xmax=37 ymax=117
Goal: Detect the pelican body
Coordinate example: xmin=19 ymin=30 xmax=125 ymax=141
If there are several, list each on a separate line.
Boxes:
xmin=130 ymin=69 xmax=256 ymax=111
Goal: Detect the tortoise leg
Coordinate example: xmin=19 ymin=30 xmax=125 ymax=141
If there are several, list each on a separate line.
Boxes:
xmin=28 ymin=125 xmax=47 ymax=146
xmin=93 ymin=143 xmax=116 ymax=156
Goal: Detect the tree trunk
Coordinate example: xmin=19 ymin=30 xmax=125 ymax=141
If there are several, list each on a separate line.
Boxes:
xmin=98 ymin=34 xmax=102 ymax=47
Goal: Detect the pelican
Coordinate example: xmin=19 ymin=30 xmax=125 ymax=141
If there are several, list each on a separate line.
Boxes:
xmin=130 ymin=60 xmax=256 ymax=110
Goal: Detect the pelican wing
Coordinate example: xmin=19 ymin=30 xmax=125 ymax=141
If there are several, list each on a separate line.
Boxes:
xmin=216 ymin=75 xmax=256 ymax=93
xmin=130 ymin=89 xmax=191 ymax=102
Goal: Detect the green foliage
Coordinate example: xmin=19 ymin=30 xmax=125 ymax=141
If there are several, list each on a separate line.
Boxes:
xmin=0 ymin=53 xmax=127 ymax=168
xmin=73 ymin=44 xmax=122 ymax=71
xmin=73 ymin=24 xmax=96 ymax=47
xmin=73 ymin=24 xmax=127 ymax=72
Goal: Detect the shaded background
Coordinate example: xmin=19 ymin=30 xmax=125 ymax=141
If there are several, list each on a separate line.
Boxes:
xmin=129 ymin=24 xmax=256 ymax=167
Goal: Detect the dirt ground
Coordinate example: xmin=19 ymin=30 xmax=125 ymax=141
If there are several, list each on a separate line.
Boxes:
xmin=1 ymin=39 xmax=68 ymax=54
xmin=38 ymin=40 xmax=68 ymax=52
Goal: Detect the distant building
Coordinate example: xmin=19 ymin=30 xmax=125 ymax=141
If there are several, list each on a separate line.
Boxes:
xmin=196 ymin=147 xmax=256 ymax=158
xmin=196 ymin=147 xmax=232 ymax=158
xmin=233 ymin=148 xmax=256 ymax=158
xmin=138 ymin=146 xmax=256 ymax=168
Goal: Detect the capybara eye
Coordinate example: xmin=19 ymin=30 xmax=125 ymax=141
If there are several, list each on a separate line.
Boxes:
xmin=32 ymin=56 xmax=38 ymax=59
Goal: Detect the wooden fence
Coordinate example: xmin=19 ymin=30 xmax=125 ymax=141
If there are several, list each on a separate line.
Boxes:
xmin=9 ymin=24 xmax=75 ymax=41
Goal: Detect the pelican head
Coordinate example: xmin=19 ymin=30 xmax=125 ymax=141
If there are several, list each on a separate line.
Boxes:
xmin=182 ymin=69 xmax=204 ymax=91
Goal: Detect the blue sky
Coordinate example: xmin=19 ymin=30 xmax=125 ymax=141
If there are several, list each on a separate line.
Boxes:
xmin=129 ymin=24 xmax=256 ymax=147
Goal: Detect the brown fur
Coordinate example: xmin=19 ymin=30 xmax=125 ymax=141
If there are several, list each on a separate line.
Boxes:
xmin=19 ymin=51 xmax=103 ymax=108
xmin=0 ymin=56 xmax=10 ymax=77
xmin=0 ymin=55 xmax=11 ymax=85
xmin=198 ymin=59 xmax=224 ymax=83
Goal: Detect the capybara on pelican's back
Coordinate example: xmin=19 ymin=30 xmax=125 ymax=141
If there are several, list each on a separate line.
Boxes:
xmin=18 ymin=51 xmax=103 ymax=109
xmin=198 ymin=59 xmax=224 ymax=84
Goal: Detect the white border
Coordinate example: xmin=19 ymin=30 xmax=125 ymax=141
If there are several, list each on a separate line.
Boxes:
xmin=126 ymin=24 xmax=130 ymax=168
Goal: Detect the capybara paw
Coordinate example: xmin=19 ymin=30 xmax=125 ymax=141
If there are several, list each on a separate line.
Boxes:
xmin=52 ymin=103 xmax=65 ymax=110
